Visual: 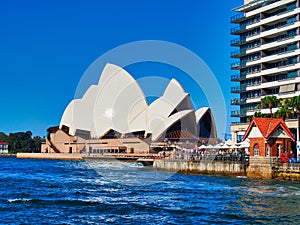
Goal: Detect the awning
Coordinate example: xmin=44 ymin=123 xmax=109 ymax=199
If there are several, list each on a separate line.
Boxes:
xmin=233 ymin=0 xmax=268 ymax=12
xmin=279 ymin=84 xmax=295 ymax=93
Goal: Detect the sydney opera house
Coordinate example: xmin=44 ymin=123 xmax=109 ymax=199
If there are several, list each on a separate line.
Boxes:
xmin=41 ymin=63 xmax=217 ymax=154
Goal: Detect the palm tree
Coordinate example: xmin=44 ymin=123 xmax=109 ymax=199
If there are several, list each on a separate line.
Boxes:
xmin=288 ymin=95 xmax=300 ymax=141
xmin=253 ymin=111 xmax=268 ymax=118
xmin=261 ymin=95 xmax=278 ymax=118
xmin=274 ymin=104 xmax=293 ymax=121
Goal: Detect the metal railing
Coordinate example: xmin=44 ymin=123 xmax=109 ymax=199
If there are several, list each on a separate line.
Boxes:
xmin=231 ymin=25 xmax=247 ymax=34
xmin=231 ymin=49 xmax=247 ymax=57
xmin=231 ymin=98 xmax=246 ymax=105
xmin=231 ymin=85 xmax=247 ymax=93
xmin=231 ymin=73 xmax=247 ymax=81
xmin=231 ymin=62 xmax=241 ymax=69
xmin=163 ymin=152 xmax=249 ymax=164
xmin=231 ymin=109 xmax=248 ymax=117
xmin=230 ymin=13 xmax=245 ymax=23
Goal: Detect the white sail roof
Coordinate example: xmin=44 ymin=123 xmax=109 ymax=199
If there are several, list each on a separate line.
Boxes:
xmin=151 ymin=110 xmax=196 ymax=141
xmin=92 ymin=64 xmax=148 ymax=138
xmin=59 ymin=63 xmax=217 ymax=140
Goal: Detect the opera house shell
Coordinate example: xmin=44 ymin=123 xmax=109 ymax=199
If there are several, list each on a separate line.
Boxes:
xmin=61 ymin=63 xmax=216 ymax=139
xmin=42 ymin=63 xmax=216 ymax=154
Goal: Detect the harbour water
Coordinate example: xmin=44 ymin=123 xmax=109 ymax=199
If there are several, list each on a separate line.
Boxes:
xmin=0 ymin=157 xmax=299 ymax=224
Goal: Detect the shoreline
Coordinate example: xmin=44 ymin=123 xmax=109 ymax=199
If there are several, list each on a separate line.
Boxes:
xmin=16 ymin=153 xmax=83 ymax=160
xmin=13 ymin=153 xmax=300 ymax=181
xmin=0 ymin=154 xmax=16 ymax=157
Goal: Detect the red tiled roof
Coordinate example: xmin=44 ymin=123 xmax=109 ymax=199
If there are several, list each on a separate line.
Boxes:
xmin=0 ymin=142 xmax=8 ymax=145
xmin=242 ymin=118 xmax=295 ymax=142
xmin=167 ymin=130 xmax=196 ymax=140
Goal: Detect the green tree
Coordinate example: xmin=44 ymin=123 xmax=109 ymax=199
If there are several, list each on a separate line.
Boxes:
xmin=261 ymin=95 xmax=278 ymax=118
xmin=289 ymin=95 xmax=300 ymax=141
xmin=274 ymin=99 xmax=293 ymax=121
xmin=0 ymin=132 xmax=8 ymax=142
xmin=252 ymin=111 xmax=268 ymax=118
xmin=3 ymin=131 xmax=42 ymax=153
xmin=33 ymin=136 xmax=41 ymax=152
xmin=274 ymin=105 xmax=293 ymax=121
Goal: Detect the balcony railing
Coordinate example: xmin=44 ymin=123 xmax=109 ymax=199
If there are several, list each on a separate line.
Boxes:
xmin=231 ymin=25 xmax=247 ymax=34
xmin=230 ymin=13 xmax=245 ymax=23
xmin=231 ymin=98 xmax=246 ymax=105
xmin=231 ymin=37 xmax=246 ymax=46
xmin=231 ymin=73 xmax=246 ymax=81
xmin=233 ymin=0 xmax=280 ymax=13
xmin=263 ymin=3 xmax=296 ymax=20
xmin=263 ymin=18 xmax=298 ymax=35
xmin=231 ymin=62 xmax=241 ymax=70
xmin=231 ymin=85 xmax=247 ymax=93
xmin=230 ymin=74 xmax=246 ymax=82
xmin=231 ymin=110 xmax=247 ymax=117
xmin=263 ymin=60 xmax=298 ymax=71
xmin=231 ymin=49 xmax=247 ymax=58
xmin=231 ymin=121 xmax=249 ymax=125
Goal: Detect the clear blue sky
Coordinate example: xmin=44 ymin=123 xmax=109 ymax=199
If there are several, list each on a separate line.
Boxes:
xmin=0 ymin=0 xmax=242 ymax=138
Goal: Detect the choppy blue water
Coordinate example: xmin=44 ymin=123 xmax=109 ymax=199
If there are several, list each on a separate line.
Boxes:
xmin=0 ymin=157 xmax=299 ymax=225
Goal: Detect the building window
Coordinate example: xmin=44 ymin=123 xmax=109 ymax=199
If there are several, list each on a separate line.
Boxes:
xmin=253 ymin=143 xmax=260 ymax=156
xmin=266 ymin=144 xmax=270 ymax=156
xmin=277 ymin=143 xmax=282 ymax=157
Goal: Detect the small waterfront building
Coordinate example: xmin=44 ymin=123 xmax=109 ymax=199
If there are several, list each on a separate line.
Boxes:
xmin=0 ymin=142 xmax=8 ymax=154
xmin=242 ymin=118 xmax=295 ymax=157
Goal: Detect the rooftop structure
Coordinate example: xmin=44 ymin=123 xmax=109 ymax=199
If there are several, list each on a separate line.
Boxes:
xmin=230 ymin=0 xmax=300 ymax=142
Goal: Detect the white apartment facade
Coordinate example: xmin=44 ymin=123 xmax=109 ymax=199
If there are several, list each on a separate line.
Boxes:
xmin=230 ymin=0 xmax=300 ymax=142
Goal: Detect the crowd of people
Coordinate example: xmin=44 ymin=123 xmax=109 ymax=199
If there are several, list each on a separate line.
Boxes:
xmin=280 ymin=150 xmax=297 ymax=163
xmin=161 ymin=147 xmax=247 ymax=162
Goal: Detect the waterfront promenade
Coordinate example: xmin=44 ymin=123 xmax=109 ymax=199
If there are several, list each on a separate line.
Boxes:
xmin=15 ymin=151 xmax=300 ymax=180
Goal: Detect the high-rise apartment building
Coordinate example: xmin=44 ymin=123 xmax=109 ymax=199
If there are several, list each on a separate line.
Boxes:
xmin=230 ymin=0 xmax=300 ymax=142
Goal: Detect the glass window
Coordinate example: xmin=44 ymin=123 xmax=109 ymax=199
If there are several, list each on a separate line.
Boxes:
xmin=287 ymin=3 xmax=296 ymax=11
xmin=266 ymin=145 xmax=270 ymax=156
xmin=253 ymin=143 xmax=260 ymax=156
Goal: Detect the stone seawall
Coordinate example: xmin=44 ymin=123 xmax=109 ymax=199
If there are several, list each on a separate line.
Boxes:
xmin=273 ymin=163 xmax=300 ymax=181
xmin=153 ymin=159 xmax=246 ymax=176
xmin=246 ymin=157 xmax=273 ymax=179
xmin=154 ymin=157 xmax=300 ymax=180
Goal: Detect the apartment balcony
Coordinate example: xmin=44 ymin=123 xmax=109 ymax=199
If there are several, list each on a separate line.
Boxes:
xmin=249 ymin=47 xmax=300 ymax=66
xmin=230 ymin=13 xmax=245 ymax=23
xmin=234 ymin=0 xmax=287 ymax=13
xmin=262 ymin=17 xmax=297 ymax=33
xmin=231 ymin=110 xmax=247 ymax=117
xmin=231 ymin=49 xmax=247 ymax=58
xmin=254 ymin=3 xmax=298 ymax=28
xmin=231 ymin=73 xmax=246 ymax=82
xmin=246 ymin=62 xmax=300 ymax=80
xmin=246 ymin=34 xmax=298 ymax=55
xmin=230 ymin=37 xmax=247 ymax=46
xmin=231 ymin=85 xmax=247 ymax=93
xmin=231 ymin=62 xmax=245 ymax=70
xmin=247 ymin=21 xmax=300 ymax=42
xmin=231 ymin=98 xmax=246 ymax=105
xmin=230 ymin=25 xmax=247 ymax=35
